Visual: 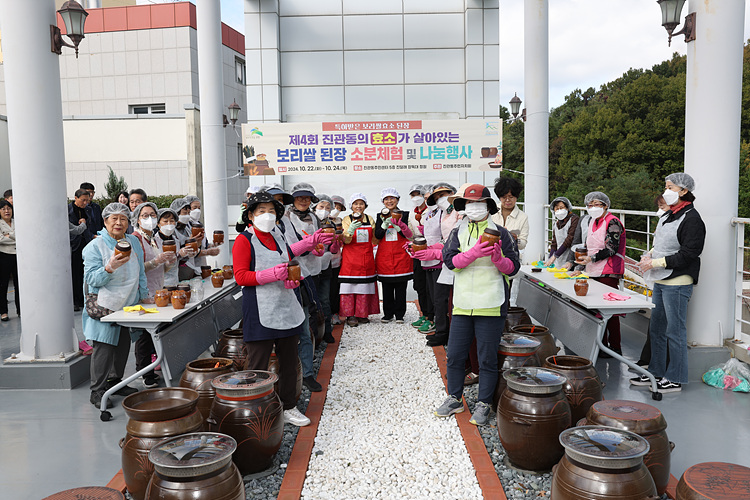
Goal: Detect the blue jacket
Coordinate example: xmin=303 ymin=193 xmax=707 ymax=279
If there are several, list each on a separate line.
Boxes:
xmin=81 ymin=230 xmax=148 ymax=346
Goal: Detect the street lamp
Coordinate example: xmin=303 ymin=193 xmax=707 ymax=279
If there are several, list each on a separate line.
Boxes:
xmin=657 ymin=0 xmax=695 ymax=46
xmin=509 ymin=93 xmax=522 ymax=119
xmin=51 ymin=0 xmax=89 ymax=58
xmin=228 ymin=99 xmax=241 ymax=128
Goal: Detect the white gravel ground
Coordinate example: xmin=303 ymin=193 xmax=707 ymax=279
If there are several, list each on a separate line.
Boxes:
xmin=301 ymin=303 xmax=483 ymax=500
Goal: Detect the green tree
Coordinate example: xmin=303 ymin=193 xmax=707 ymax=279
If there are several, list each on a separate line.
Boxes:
xmin=104 ymin=166 xmax=127 ymax=201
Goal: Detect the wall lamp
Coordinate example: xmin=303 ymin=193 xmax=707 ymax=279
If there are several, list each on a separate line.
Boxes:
xmin=657 ymin=0 xmax=695 ymax=47
xmin=51 ymin=0 xmax=89 ymax=58
xmin=507 ymin=93 xmax=525 ymax=123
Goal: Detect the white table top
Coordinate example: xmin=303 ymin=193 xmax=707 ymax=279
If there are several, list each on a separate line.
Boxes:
xmin=518 ymin=265 xmax=653 ymax=312
xmin=101 ymin=278 xmax=239 ymax=326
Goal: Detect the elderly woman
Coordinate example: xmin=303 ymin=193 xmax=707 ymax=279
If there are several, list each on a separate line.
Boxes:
xmin=491 ymin=176 xmax=529 ymax=252
xmin=131 ymin=202 xmax=178 ymax=388
xmin=329 ymin=195 xmax=347 ymax=325
xmin=153 ymin=208 xmax=184 ymax=287
xmin=544 ymin=196 xmax=580 ymax=268
xmin=82 ymin=203 xmax=148 ymax=408
xmin=633 ymin=173 xmax=705 ymax=393
xmin=312 ymin=194 xmax=340 ymax=343
xmin=0 ymin=199 xmax=18 ymax=321
xmin=407 ymin=184 xmax=431 ymax=328
xmin=573 ymin=191 xmax=626 ymax=357
xmin=183 ymin=194 xmax=221 ymax=275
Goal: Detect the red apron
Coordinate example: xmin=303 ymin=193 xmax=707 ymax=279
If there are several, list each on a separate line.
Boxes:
xmin=375 ymin=225 xmax=413 ymax=281
xmin=339 ymin=224 xmax=376 ymax=284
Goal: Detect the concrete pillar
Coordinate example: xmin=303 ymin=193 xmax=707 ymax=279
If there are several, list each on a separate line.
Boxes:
xmin=196 ymin=0 xmax=229 ymax=265
xmin=0 ymin=0 xmax=76 ymax=358
xmin=184 ymin=104 xmax=203 ymax=199
xmin=523 ymin=0 xmax=549 ymax=264
xmin=683 ymin=0 xmax=745 ymax=346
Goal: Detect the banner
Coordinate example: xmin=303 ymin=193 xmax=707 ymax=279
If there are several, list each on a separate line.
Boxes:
xmin=241 ymin=119 xmax=501 ymax=176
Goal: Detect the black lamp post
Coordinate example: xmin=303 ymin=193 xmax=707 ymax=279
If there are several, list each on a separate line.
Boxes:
xmin=51 ymin=0 xmax=89 ymax=58
xmin=657 ymin=0 xmax=695 ymax=46
xmin=228 ymin=99 xmax=241 ymax=128
xmin=509 ymin=93 xmax=522 ymax=119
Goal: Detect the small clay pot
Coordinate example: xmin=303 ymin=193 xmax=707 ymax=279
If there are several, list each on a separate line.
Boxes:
xmin=287 ymin=260 xmax=301 ymax=281
xmin=114 ymin=240 xmax=132 ymax=259
xmin=222 ymin=265 xmax=233 ymax=280
xmin=171 ymin=290 xmax=187 ymax=309
xmin=191 ymin=222 xmax=203 ymax=238
xmin=161 ymin=240 xmax=176 ymax=254
xmin=177 ymin=284 xmax=191 ymax=302
xmin=185 ymin=238 xmax=199 ymax=253
xmin=201 ymin=265 xmax=212 ymax=279
xmin=154 ymin=289 xmax=170 ymax=307
xmin=481 ymin=228 xmax=502 ymax=246
xmin=166 ymin=286 xmax=178 ymax=299
xmin=411 ymin=236 xmax=428 ymax=252
xmin=390 ymin=210 xmax=402 ymax=222
xmin=481 ymin=147 xmax=490 ymax=158
xmin=380 ymin=208 xmax=390 ymax=217
xmin=574 ymin=246 xmax=588 ymax=262
xmin=321 ymin=223 xmax=336 ymax=234
xmin=574 ymin=279 xmax=589 ymax=296
xmin=211 ymin=273 xmax=225 ymax=288
xmin=489 ymin=147 xmax=498 ymax=157
xmin=213 ymin=230 xmax=224 ymax=246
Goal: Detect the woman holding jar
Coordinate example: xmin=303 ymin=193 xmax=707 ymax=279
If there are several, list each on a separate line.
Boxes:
xmin=544 ymin=196 xmax=579 ymax=268
xmin=573 ymin=191 xmax=626 ymax=357
xmin=312 ymin=194 xmax=340 ymax=343
xmin=183 ymin=195 xmax=221 ymax=277
xmin=633 ymin=173 xmax=705 ymax=393
xmin=339 ymin=193 xmax=379 ymax=327
xmin=329 ymin=195 xmax=347 ymax=325
xmin=82 ymin=203 xmax=149 ymax=408
xmin=0 ymin=199 xmax=18 ymax=321
xmin=374 ymin=188 xmax=413 ymax=324
xmin=233 ymin=191 xmax=314 ymax=427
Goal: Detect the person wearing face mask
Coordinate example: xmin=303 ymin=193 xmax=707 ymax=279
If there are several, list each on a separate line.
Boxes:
xmin=435 ymin=185 xmax=520 ymax=426
xmin=632 ymin=173 xmax=705 ymax=394
xmin=572 ymin=191 xmax=626 ymax=357
xmin=131 ymin=202 xmax=178 ymax=388
xmin=405 ymin=184 xmax=432 ymax=329
xmin=327 ymin=195 xmax=347 ymax=325
xmin=339 ymin=193 xmax=379 ymax=327
xmin=374 ymin=188 xmax=413 ymax=324
xmin=153 ymin=208 xmax=190 ymax=287
xmin=233 ymin=191 xmax=321 ymax=427
xmin=259 ymin=184 xmax=294 ymax=235
xmin=183 ymin=195 xmax=221 ymax=275
xmin=544 ymin=197 xmax=580 ymax=268
xmin=311 ymin=194 xmax=340 ymax=343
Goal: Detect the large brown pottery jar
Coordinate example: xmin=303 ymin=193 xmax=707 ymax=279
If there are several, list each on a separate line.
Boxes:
xmin=552 ymin=426 xmax=658 ymax=499
xmin=585 ymin=400 xmax=675 ymax=496
xmin=120 ymin=388 xmax=203 ymax=500
xmin=498 ymin=368 xmax=572 ymax=471
xmin=543 ymin=355 xmax=603 ymax=424
xmin=214 ymin=329 xmax=248 ymax=371
xmin=208 ymin=371 xmax=284 ymax=475
xmin=676 ymin=462 xmax=750 ymax=500
xmin=267 ymin=350 xmax=303 ymax=401
xmin=145 ymin=433 xmax=245 ymax=500
xmin=180 ymin=358 xmax=235 ymax=430
xmin=510 ymin=324 xmax=559 ymax=361
xmin=492 ymin=334 xmax=541 ymax=408
xmin=504 ymin=306 xmax=532 ymax=332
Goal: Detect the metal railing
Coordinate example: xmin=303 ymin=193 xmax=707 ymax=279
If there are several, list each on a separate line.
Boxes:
xmin=732 ymin=218 xmax=750 ymax=344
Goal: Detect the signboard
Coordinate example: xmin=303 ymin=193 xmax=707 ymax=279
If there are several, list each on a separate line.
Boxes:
xmin=241 ymin=119 xmax=501 ymax=176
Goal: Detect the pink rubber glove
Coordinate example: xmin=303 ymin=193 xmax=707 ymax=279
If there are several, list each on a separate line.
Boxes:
xmin=284 ymin=280 xmax=300 ymax=289
xmin=395 ymin=219 xmax=412 ymax=238
xmin=491 ymin=242 xmax=515 ymax=274
xmin=312 ymin=230 xmax=335 ymax=246
xmin=451 ymin=238 xmax=493 ymax=268
xmin=330 ymin=237 xmax=342 ymax=254
xmin=312 ymin=245 xmax=325 ymax=257
xmin=255 ymin=263 xmax=288 ymax=285
xmin=290 ymin=229 xmax=335 ymax=254
xmin=413 ymin=248 xmax=443 ymax=261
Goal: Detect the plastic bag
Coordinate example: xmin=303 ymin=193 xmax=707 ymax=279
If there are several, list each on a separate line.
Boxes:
xmin=702 ymin=358 xmax=750 ymax=392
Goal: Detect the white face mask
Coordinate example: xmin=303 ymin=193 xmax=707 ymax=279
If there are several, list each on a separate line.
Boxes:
xmin=656 ymin=208 xmax=666 ymax=217
xmin=587 ymin=206 xmax=605 ymax=219
xmin=464 ymin=202 xmax=489 ymax=221
xmin=436 ymin=196 xmax=451 ymax=211
xmin=330 ymin=209 xmax=341 ymax=218
xmin=554 ymin=209 xmax=568 ymax=221
xmin=662 ymin=189 xmax=680 ymax=206
xmin=160 ymin=224 xmax=176 ymax=236
xmin=411 ymin=196 xmax=424 ymax=207
xmin=315 ymin=209 xmax=330 ymax=220
xmin=189 ymin=208 xmax=201 ymax=221
xmin=178 ymin=214 xmax=191 ymax=224
xmin=253 ymin=212 xmax=277 ymax=233
xmin=140 ymin=217 xmax=157 ymax=231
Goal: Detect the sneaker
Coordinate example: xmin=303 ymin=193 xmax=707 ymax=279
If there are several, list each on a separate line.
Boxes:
xmin=426 ymin=333 xmax=448 ymax=347
xmin=303 ymin=376 xmax=322 ymax=392
xmin=469 ymin=401 xmax=493 ymax=426
xmin=346 ymin=316 xmax=359 ymax=327
xmin=395 ymin=319 xmax=404 ymax=324
xmin=380 ymin=317 xmax=393 ymax=323
xmin=418 ymin=321 xmax=436 ymax=334
xmin=331 ymin=314 xmax=342 ymax=325
xmin=411 ymin=316 xmax=427 ymax=328
xmin=143 ymin=374 xmax=160 ymax=388
xmin=651 ymin=379 xmax=682 ymax=393
xmin=629 ymin=374 xmax=652 ymax=386
xmin=284 ymin=407 xmax=311 ymax=427
xmin=435 ymin=396 xmax=464 ymax=418
xmin=90 ymin=391 xmax=114 ymax=409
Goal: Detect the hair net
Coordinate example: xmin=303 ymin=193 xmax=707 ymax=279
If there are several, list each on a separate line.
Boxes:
xmin=550 ymin=196 xmax=572 ymax=211
xmin=349 ymin=192 xmax=368 ymax=209
xmin=315 ymin=194 xmax=333 ymax=208
xmin=380 ymin=187 xmax=400 ymax=201
xmin=408 ymin=184 xmax=426 ymax=196
xmin=423 ymin=184 xmax=434 ymax=195
xmin=259 ymin=183 xmax=294 ymax=205
xmin=184 ymin=195 xmax=200 ymax=205
xmin=170 ymin=197 xmax=189 ymax=213
xmin=246 ymin=185 xmax=261 ymax=195
xmin=157 ymin=207 xmax=178 ymax=222
xmin=584 ymin=191 xmax=611 ymax=208
xmin=130 ymin=202 xmax=158 ymax=226
xmin=426 ymin=182 xmax=457 ymax=206
xmin=291 ymin=182 xmax=319 ymax=203
xmin=330 ymin=195 xmax=346 ymax=208
xmin=102 ymin=202 xmax=130 ymax=220
xmin=665 ymin=172 xmax=695 ymax=192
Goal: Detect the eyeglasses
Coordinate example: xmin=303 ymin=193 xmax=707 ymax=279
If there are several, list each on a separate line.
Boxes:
xmin=587 ymin=202 xmax=606 ymax=208
xmin=499 ymin=195 xmax=517 ymax=201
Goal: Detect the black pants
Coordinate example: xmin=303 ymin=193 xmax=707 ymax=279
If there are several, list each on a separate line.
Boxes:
xmin=245 ymin=335 xmax=299 ymax=410
xmin=0 ymin=252 xmax=19 ymax=315
xmin=381 ymin=281 xmax=408 ymax=320
xmin=425 ymin=270 xmax=451 ymax=335
xmin=71 ymin=247 xmax=85 ymax=308
xmin=412 ymin=261 xmax=433 ymax=320
xmin=134 ymin=330 xmax=156 ymax=378
xmin=329 ymin=267 xmax=340 ymax=315
xmin=90 ymin=327 xmax=131 ymax=393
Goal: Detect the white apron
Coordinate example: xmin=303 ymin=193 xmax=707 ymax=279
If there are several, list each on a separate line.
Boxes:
xmin=95 ymin=237 xmax=140 ymax=311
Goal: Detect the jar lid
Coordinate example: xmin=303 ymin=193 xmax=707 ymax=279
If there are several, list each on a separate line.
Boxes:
xmin=413 ymin=236 xmax=427 ymax=243
xmin=213 ymin=229 xmax=224 ymax=233
xmin=381 ymin=208 xmax=391 ymax=215
xmin=588 ymin=400 xmax=666 ymax=435
xmin=483 ymin=228 xmax=502 ymax=236
xmin=149 ymin=432 xmax=236 ymax=478
xmin=162 ymin=239 xmax=175 ymax=246
xmin=186 ymin=237 xmax=197 ymax=243
xmin=192 ymin=222 xmax=204 ymax=228
xmin=212 ymin=370 xmax=278 ymax=398
xmin=560 ymin=426 xmax=650 ymax=469
xmin=503 ymin=367 xmax=566 ymax=394
xmin=498 ymin=334 xmax=540 ymax=355
xmin=115 ymin=240 xmax=131 ymax=250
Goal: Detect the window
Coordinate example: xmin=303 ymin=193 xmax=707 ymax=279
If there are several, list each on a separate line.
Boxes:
xmin=235 ymin=58 xmax=246 ymax=85
xmin=129 ymin=103 xmax=166 ymax=115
